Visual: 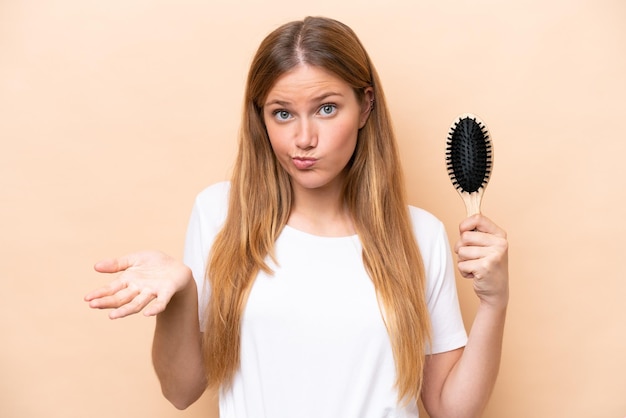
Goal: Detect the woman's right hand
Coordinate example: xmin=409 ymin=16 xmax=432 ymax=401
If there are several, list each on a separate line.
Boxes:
xmin=84 ymin=250 xmax=194 ymax=320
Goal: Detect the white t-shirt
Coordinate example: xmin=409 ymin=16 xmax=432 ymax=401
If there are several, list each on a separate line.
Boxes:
xmin=183 ymin=181 xmax=468 ymax=418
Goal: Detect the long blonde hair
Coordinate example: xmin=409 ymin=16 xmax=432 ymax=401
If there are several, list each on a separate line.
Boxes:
xmin=204 ymin=16 xmax=431 ymax=403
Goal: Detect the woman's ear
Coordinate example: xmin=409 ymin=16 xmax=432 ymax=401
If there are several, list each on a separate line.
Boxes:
xmin=359 ymin=87 xmax=375 ymax=128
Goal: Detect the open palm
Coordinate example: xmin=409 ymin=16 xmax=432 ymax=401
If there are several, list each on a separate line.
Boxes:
xmin=84 ymin=251 xmax=193 ymax=319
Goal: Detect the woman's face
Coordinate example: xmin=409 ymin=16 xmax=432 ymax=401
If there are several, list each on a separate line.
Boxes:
xmin=263 ymin=64 xmax=372 ymax=196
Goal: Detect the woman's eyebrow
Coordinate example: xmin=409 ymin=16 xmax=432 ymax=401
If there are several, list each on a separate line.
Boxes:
xmin=264 ymin=92 xmax=343 ymax=108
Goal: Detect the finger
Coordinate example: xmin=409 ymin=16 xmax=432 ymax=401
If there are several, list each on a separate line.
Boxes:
xmin=143 ymin=284 xmax=177 ymax=317
xmin=93 ymin=254 xmax=136 ymax=274
xmin=84 ymin=280 xmax=127 ymax=302
xmin=455 ymin=231 xmax=488 ymax=255
xmin=458 ymin=259 xmax=489 ymax=280
xmin=94 ymin=258 xmax=123 ymax=273
xmin=88 ymin=284 xmax=140 ymax=310
xmin=456 ymin=245 xmax=488 ymax=262
xmin=458 ymin=228 xmax=509 ymax=255
xmin=457 ymin=259 xmax=476 ymax=279
xmin=142 ymin=294 xmax=171 ymax=317
xmin=110 ymin=290 xmax=157 ymax=319
xmin=459 ymin=214 xmax=506 ymax=238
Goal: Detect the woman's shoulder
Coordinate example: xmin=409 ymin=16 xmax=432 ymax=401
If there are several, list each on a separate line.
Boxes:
xmin=193 ymin=181 xmax=231 ymax=214
xmin=194 ymin=181 xmax=231 ymax=205
xmin=407 ymin=205 xmax=445 ymax=236
xmin=190 ymin=181 xmax=231 ymax=228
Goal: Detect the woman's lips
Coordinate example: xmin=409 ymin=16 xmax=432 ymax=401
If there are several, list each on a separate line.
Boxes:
xmin=292 ymin=157 xmax=317 ymax=169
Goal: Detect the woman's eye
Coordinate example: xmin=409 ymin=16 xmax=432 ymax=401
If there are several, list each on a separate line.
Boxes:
xmin=274 ymin=110 xmax=291 ymax=121
xmin=319 ymin=104 xmax=336 ymax=116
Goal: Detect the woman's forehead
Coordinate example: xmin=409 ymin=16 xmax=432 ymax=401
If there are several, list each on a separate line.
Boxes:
xmin=264 ymin=65 xmax=352 ymax=105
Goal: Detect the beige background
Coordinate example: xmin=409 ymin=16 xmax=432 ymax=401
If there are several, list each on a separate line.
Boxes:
xmin=1 ymin=0 xmax=625 ymax=417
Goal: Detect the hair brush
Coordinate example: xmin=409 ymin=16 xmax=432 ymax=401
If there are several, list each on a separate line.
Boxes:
xmin=445 ymin=113 xmax=493 ymax=216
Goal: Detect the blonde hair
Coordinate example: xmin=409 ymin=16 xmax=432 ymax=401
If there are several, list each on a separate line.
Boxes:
xmin=204 ymin=16 xmax=431 ymax=403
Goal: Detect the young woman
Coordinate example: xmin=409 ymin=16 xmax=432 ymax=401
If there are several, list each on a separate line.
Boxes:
xmin=85 ymin=16 xmax=509 ymax=418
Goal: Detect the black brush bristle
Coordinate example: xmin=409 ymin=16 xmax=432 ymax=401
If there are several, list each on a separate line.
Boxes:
xmin=445 ymin=115 xmax=492 ymax=193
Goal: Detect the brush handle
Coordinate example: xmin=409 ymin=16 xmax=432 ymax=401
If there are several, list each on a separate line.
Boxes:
xmin=460 ymin=190 xmax=483 ymax=217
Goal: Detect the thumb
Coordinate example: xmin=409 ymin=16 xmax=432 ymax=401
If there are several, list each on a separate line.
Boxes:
xmin=93 ymin=254 xmax=134 ymax=273
xmin=459 ymin=214 xmax=482 ymax=234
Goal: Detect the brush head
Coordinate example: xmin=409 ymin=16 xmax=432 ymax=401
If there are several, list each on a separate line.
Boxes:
xmin=446 ymin=114 xmax=492 ymax=194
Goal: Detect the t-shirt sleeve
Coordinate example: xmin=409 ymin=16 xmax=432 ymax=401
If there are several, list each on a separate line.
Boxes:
xmin=411 ymin=207 xmax=468 ymax=354
xmin=182 ymin=181 xmax=230 ymax=332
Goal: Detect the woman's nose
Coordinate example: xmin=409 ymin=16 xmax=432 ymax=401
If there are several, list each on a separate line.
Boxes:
xmin=295 ymin=118 xmax=318 ymax=149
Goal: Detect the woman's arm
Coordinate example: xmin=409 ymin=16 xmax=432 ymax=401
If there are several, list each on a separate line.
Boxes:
xmin=85 ymin=251 xmax=207 ymax=409
xmin=152 ymin=278 xmax=207 ymax=409
xmin=421 ymin=215 xmax=509 ymax=417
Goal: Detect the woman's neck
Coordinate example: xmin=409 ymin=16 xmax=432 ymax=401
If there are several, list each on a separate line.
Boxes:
xmin=288 ymin=183 xmax=354 ymax=237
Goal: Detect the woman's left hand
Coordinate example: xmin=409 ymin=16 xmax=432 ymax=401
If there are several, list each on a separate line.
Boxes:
xmin=454 ymin=214 xmax=509 ymax=309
